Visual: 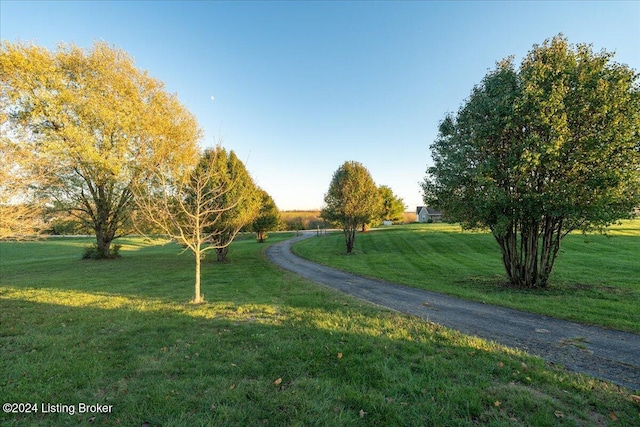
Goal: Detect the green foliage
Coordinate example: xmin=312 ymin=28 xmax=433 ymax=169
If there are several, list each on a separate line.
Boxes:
xmin=423 ymin=35 xmax=640 ymax=288
xmin=321 ymin=161 xmax=382 ymax=253
xmin=378 ymin=185 xmax=406 ymax=222
xmin=252 ymin=188 xmax=280 ymax=242
xmin=199 ymin=147 xmax=261 ymax=260
xmin=82 ymin=243 xmax=121 ymax=260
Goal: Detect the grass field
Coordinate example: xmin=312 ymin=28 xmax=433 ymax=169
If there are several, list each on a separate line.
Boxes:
xmin=293 ymin=221 xmax=640 ymax=333
xmin=1 ymin=234 xmax=639 ymax=426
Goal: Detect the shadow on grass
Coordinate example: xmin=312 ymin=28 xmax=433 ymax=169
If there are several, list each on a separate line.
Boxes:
xmin=2 ymin=294 xmax=638 ymax=427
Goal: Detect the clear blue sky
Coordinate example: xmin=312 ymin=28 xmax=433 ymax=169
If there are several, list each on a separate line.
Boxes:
xmin=2 ymin=1 xmax=639 ymax=211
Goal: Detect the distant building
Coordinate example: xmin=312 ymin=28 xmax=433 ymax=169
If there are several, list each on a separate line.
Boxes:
xmin=416 ymin=206 xmax=443 ymax=223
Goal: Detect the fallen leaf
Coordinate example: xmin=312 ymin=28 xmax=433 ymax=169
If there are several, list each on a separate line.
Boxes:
xmin=210 ymin=404 xmax=217 ymax=411
xmin=497 ymin=362 xmax=504 ymax=368
xmin=631 ymin=395 xmax=640 ymax=405
xmin=337 ymin=352 xmax=343 ymax=359
xmin=494 ymin=401 xmax=501 ymax=407
xmin=554 ymin=410 xmax=564 ymax=418
xmin=359 ymin=409 xmax=366 ymax=418
xmin=229 ymin=384 xmax=236 ymax=390
xmin=274 ymin=377 xmax=282 ymax=386
xmin=609 ymin=412 xmax=618 ymax=421
xmin=521 ymin=362 xmax=528 ymax=372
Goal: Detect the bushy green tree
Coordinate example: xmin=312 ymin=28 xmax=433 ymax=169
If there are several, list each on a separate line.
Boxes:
xmin=321 ymin=161 xmax=381 ymax=253
xmin=378 ymin=185 xmax=406 ymax=223
xmin=423 ymin=35 xmax=640 ymax=288
xmin=252 ymin=189 xmax=280 ymax=243
xmin=201 ymin=147 xmax=260 ymax=261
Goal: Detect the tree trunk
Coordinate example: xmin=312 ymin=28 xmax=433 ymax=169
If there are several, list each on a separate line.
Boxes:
xmin=494 ymin=217 xmax=565 ymax=288
xmin=95 ymin=222 xmax=116 ymax=259
xmin=216 ymin=246 xmax=228 ymax=262
xmin=257 ymin=230 xmax=266 ymax=243
xmin=193 ymin=251 xmax=203 ymax=303
xmin=344 ymin=228 xmax=356 ymax=253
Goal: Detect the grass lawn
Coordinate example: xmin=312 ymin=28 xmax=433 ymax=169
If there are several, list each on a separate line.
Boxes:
xmin=293 ymin=221 xmax=640 ymax=334
xmin=1 ymin=234 xmax=639 ymax=426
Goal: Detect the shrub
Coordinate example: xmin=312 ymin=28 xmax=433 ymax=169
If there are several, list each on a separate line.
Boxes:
xmin=82 ymin=243 xmax=121 ymax=260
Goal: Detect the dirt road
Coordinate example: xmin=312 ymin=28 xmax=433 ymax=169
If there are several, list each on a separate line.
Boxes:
xmin=266 ymin=233 xmax=640 ymax=391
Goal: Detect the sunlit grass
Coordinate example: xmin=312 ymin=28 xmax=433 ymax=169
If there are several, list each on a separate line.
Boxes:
xmin=294 ymin=220 xmax=640 ymax=332
xmin=1 ymin=233 xmax=639 ymax=426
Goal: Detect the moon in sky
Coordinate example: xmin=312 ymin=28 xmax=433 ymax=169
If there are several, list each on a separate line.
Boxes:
xmin=210 ymin=96 xmax=215 ymax=101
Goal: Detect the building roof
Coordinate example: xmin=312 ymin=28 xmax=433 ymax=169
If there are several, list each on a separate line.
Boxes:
xmin=416 ymin=206 xmax=443 ymax=215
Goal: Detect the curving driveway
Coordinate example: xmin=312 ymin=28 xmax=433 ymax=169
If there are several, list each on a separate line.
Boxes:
xmin=266 ymin=232 xmax=640 ymax=390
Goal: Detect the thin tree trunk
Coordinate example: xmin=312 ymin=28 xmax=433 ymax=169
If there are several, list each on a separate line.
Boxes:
xmin=194 ymin=249 xmax=203 ymax=303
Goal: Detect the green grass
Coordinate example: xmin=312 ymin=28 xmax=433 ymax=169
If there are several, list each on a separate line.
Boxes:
xmin=1 ymin=234 xmax=639 ymax=426
xmin=293 ymin=221 xmax=640 ymax=333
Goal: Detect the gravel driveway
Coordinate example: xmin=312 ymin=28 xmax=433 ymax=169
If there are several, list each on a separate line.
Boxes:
xmin=266 ymin=233 xmax=640 ymax=391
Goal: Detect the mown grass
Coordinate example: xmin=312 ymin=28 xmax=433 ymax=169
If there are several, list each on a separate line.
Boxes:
xmin=293 ymin=221 xmax=640 ymax=333
xmin=1 ymin=234 xmax=638 ymax=426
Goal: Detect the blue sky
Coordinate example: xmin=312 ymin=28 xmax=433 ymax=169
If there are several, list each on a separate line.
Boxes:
xmin=2 ymin=1 xmax=639 ymax=211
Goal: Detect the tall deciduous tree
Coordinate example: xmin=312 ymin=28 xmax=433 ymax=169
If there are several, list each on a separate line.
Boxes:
xmin=252 ymin=189 xmax=280 ymax=243
xmin=133 ymin=146 xmax=255 ymax=304
xmin=378 ymin=185 xmax=406 ymax=223
xmin=321 ymin=161 xmax=381 ymax=253
xmin=201 ymin=148 xmax=260 ymax=261
xmin=0 ymin=41 xmax=200 ymax=257
xmin=423 ymin=35 xmax=640 ymax=288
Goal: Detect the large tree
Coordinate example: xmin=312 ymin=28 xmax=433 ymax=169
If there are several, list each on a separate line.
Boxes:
xmin=202 ymin=148 xmax=260 ymax=261
xmin=133 ymin=146 xmax=256 ymax=303
xmin=252 ymin=188 xmax=280 ymax=243
xmin=321 ymin=161 xmax=381 ymax=253
xmin=423 ymin=35 xmax=640 ymax=288
xmin=0 ymin=41 xmax=200 ymax=257
xmin=378 ymin=185 xmax=406 ymax=223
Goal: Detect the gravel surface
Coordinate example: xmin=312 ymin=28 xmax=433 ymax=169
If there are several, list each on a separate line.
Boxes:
xmin=266 ymin=233 xmax=640 ymax=391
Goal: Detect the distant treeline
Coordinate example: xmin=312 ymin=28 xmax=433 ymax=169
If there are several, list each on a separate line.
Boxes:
xmin=46 ymin=210 xmax=419 ymax=235
xmin=279 ymin=210 xmax=417 ymax=230
xmin=279 ymin=211 xmax=325 ymax=231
